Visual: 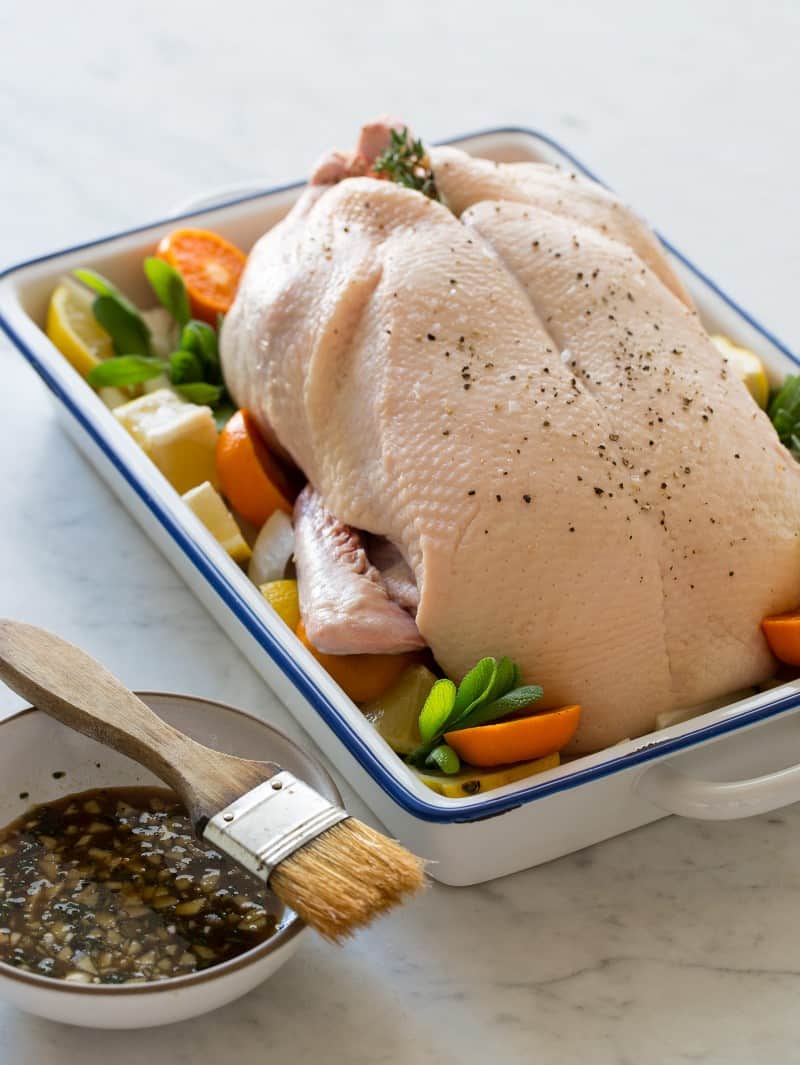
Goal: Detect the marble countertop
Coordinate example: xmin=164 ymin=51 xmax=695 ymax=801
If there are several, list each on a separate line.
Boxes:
xmin=3 ymin=1 xmax=800 ymax=1061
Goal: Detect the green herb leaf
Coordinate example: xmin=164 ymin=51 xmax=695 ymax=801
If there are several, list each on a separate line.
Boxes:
xmin=405 ymin=655 xmax=543 ymax=770
xmin=485 ymin=656 xmax=517 ymax=704
xmin=769 ymin=375 xmax=800 ymax=459
xmin=372 ymin=127 xmax=440 ymax=201
xmin=425 ymin=744 xmax=461 ymax=775
xmin=144 ymin=257 xmax=190 ymax=328
xmin=174 ymin=382 xmax=224 ymax=405
xmin=169 ymin=349 xmax=203 ymax=385
xmin=92 ymin=296 xmax=152 ymax=356
xmin=418 ymin=678 xmax=457 ymax=744
xmin=180 ymin=320 xmax=221 ymax=383
xmin=450 ymin=685 xmax=545 ymax=732
xmin=73 ymin=269 xmax=117 ymax=298
xmin=450 ymin=657 xmax=497 ymax=723
xmin=87 ymin=355 xmax=166 ymax=389
xmin=74 ymin=269 xmax=152 ymax=357
xmin=406 ymin=744 xmax=433 ymax=767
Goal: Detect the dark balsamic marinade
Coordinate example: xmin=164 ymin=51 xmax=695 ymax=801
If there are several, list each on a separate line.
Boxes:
xmin=0 ymin=788 xmax=278 ymax=984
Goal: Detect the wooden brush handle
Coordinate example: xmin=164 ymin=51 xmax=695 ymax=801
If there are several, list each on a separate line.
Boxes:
xmin=0 ymin=620 xmax=279 ymax=826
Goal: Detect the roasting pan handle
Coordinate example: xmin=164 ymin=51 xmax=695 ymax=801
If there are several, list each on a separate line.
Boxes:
xmin=637 ymin=750 xmax=800 ymax=820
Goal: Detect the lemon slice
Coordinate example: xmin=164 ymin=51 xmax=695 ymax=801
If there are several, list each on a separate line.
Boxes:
xmin=46 ymin=279 xmax=113 ymax=378
xmin=414 ymin=751 xmax=560 ymax=797
xmin=259 ymin=579 xmax=301 ymax=630
xmin=182 ymin=481 xmax=251 ymax=563
xmin=711 ymin=334 xmax=769 ymax=409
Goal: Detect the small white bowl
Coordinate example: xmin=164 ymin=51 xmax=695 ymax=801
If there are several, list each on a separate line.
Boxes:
xmin=0 ymin=692 xmax=341 ymax=1028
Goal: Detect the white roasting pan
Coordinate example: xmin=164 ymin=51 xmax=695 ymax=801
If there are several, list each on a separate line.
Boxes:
xmin=3 ymin=128 xmax=800 ymax=885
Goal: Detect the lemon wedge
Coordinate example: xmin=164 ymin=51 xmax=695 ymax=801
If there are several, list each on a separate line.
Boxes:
xmin=182 ymin=481 xmax=251 ymax=563
xmin=259 ymin=579 xmax=301 ymax=630
xmin=361 ymin=665 xmax=437 ymax=755
xmin=711 ymin=334 xmax=769 ymax=409
xmin=46 ymin=279 xmax=114 ymax=378
xmin=114 ymin=388 xmax=218 ymax=494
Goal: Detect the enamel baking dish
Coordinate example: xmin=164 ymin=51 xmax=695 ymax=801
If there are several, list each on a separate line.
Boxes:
xmin=4 ymin=127 xmax=800 ymax=886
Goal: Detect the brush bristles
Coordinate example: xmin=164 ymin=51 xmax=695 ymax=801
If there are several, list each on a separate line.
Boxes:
xmin=269 ymin=818 xmax=426 ymax=941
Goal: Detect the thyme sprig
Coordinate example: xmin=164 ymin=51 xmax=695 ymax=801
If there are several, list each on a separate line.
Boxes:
xmin=372 ymin=127 xmax=440 ymax=201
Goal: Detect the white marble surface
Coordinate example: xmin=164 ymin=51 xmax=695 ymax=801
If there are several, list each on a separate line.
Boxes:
xmin=3 ymin=1 xmax=800 ymax=1061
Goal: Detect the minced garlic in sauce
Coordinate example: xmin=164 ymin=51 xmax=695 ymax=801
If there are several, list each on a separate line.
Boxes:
xmin=0 ymin=788 xmax=278 ymax=984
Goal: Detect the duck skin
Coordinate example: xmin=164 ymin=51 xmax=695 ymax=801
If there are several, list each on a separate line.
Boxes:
xmin=221 ymin=121 xmax=800 ymax=753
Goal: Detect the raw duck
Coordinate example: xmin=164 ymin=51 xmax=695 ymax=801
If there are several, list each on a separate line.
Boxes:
xmin=221 ymin=120 xmax=800 ymax=753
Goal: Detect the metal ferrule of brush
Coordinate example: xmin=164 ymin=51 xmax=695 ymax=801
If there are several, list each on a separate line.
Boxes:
xmin=203 ymin=772 xmax=349 ymax=882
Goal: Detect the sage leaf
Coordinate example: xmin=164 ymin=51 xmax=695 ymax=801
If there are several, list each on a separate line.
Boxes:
xmin=74 ymin=268 xmax=119 ymax=299
xmin=406 ymin=743 xmax=434 ymax=767
xmin=74 ymin=269 xmax=152 ymax=357
xmin=169 ymin=348 xmax=203 ymax=385
xmin=87 ymin=356 xmax=166 ymax=389
xmin=174 ymin=382 xmax=224 ymax=405
xmin=144 ymin=257 xmax=190 ymax=328
xmin=485 ymin=656 xmax=517 ymax=703
xmin=451 ymin=685 xmax=545 ymax=733
xmin=92 ymin=295 xmax=151 ymax=357
xmin=425 ymin=744 xmax=461 ymax=775
xmin=448 ymin=656 xmax=499 ymax=729
xmin=180 ymin=320 xmax=220 ymax=382
xmin=418 ymin=678 xmax=456 ymax=744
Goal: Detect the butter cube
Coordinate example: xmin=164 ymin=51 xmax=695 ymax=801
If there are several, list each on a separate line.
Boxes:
xmin=114 ymin=388 xmax=218 ymax=494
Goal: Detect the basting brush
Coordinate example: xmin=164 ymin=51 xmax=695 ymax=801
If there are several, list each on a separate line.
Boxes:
xmin=0 ymin=620 xmax=425 ymax=941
